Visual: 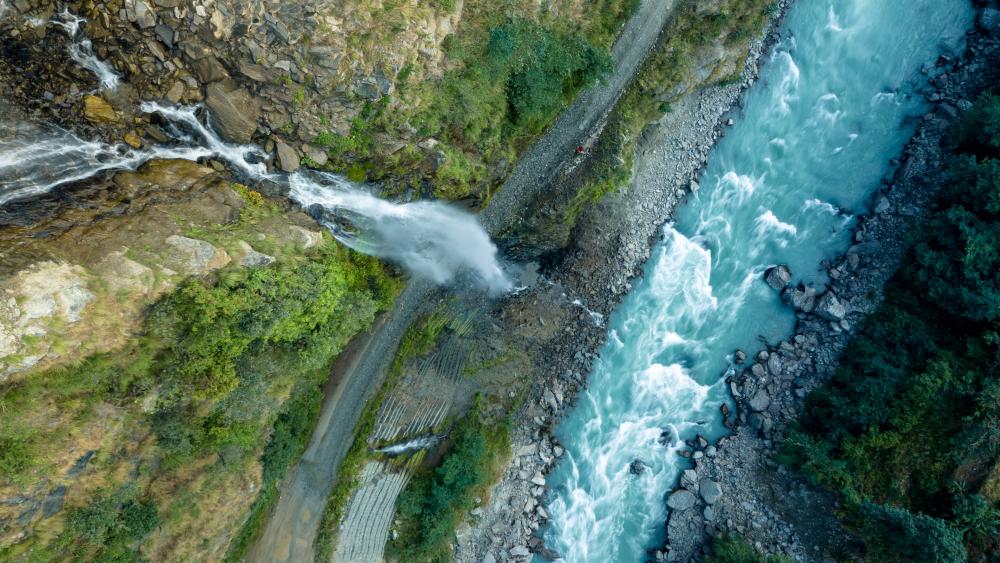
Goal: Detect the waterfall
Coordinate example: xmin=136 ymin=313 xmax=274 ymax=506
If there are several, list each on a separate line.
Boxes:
xmin=0 ymin=101 xmax=510 ymax=292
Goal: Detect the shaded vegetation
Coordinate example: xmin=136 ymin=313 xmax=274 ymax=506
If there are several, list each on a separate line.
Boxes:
xmin=387 ymin=397 xmax=510 ymax=562
xmin=781 ymin=93 xmax=1000 ymax=562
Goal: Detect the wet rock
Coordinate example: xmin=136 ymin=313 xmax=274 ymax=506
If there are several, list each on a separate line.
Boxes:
xmin=205 ymin=81 xmax=260 ymax=143
xmin=979 ymin=7 xmax=1000 ymax=31
xmin=764 ymin=264 xmax=792 ymax=290
xmin=815 ymin=291 xmax=846 ymax=321
xmin=700 ymin=480 xmax=722 ymax=505
xmin=123 ymin=131 xmax=142 ymax=148
xmin=275 ymin=140 xmax=300 ymax=172
xmin=748 ymin=388 xmax=770 ymax=412
xmin=734 ymin=349 xmax=747 ymax=364
xmin=82 ymin=95 xmax=118 ymax=123
xmin=781 ymin=284 xmax=816 ymax=313
xmin=680 ymin=469 xmax=699 ymax=491
xmin=629 ymin=459 xmax=647 ymax=475
xmin=667 ymin=489 xmax=697 ymax=511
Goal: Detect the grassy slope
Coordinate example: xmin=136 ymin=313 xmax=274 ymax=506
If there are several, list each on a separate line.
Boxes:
xmin=0 ymin=189 xmax=400 ymax=562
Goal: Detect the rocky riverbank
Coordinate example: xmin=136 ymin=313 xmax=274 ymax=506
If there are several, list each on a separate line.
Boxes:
xmin=454 ymin=3 xmax=793 ymax=561
xmin=663 ymin=6 xmax=1000 ymax=562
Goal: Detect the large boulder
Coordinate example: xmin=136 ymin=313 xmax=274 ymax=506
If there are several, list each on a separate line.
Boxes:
xmin=764 ymin=264 xmax=792 ymax=290
xmin=815 ymin=291 xmax=847 ymax=321
xmin=205 ymin=81 xmax=260 ymax=144
xmin=83 ymin=95 xmax=118 ymax=123
xmin=700 ymin=480 xmax=723 ymax=505
xmin=748 ymin=388 xmax=770 ymax=412
xmin=979 ymin=7 xmax=1000 ymax=31
xmin=275 ymin=140 xmax=300 ymax=172
xmin=667 ymin=489 xmax=697 ymax=511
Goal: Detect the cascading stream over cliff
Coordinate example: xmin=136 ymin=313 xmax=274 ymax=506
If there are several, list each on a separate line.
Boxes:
xmin=0 ymin=100 xmax=510 ymax=292
xmin=543 ymin=1 xmax=974 ymax=561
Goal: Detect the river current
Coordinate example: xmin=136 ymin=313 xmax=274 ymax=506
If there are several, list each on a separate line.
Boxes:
xmin=543 ymin=1 xmax=974 ymax=561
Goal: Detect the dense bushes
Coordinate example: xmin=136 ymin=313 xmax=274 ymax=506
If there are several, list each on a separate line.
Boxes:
xmin=63 ymin=485 xmax=161 ymax=561
xmin=782 ymin=93 xmax=1000 ymax=560
xmin=388 ymin=398 xmax=510 ymax=562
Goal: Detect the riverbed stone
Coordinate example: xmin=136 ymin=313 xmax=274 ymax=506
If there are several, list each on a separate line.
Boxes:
xmin=815 ymin=291 xmax=847 ymax=321
xmin=667 ymin=489 xmax=697 ymax=511
xmin=700 ymin=479 xmax=722 ymax=504
xmin=83 ymin=95 xmax=118 ymax=123
xmin=748 ymin=388 xmax=771 ymax=412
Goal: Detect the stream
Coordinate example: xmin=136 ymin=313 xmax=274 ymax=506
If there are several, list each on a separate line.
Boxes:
xmin=543 ymin=1 xmax=974 ymax=561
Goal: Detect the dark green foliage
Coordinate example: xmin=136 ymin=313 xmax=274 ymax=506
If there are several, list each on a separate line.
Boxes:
xmin=782 ymin=93 xmax=1000 ymax=560
xmin=952 ymin=494 xmax=1000 ymax=547
xmin=0 ymin=437 xmax=33 ymax=482
xmin=488 ymin=21 xmax=612 ymax=132
xmin=706 ymin=534 xmax=793 ymax=563
xmin=388 ymin=399 xmax=510 ymax=562
xmin=65 ymin=485 xmax=160 ymax=560
xmin=856 ymin=502 xmax=966 ymax=563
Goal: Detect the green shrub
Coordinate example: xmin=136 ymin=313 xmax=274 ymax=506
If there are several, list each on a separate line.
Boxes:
xmin=706 ymin=534 xmax=793 ymax=563
xmin=388 ymin=398 xmax=510 ymax=561
xmin=952 ymin=494 xmax=1000 ymax=547
xmin=0 ymin=437 xmax=34 ymax=482
xmin=857 ymin=502 xmax=966 ymax=563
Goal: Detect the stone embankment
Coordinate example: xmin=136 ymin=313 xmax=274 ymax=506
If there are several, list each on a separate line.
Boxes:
xmin=663 ymin=7 xmax=1000 ymax=561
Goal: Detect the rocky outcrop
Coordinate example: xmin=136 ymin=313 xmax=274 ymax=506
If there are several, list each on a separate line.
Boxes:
xmin=205 ymin=81 xmax=260 ymax=144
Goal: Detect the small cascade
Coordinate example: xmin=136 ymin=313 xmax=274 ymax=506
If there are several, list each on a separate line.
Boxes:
xmin=50 ymin=11 xmax=120 ymax=90
xmin=374 ymin=435 xmax=444 ymax=456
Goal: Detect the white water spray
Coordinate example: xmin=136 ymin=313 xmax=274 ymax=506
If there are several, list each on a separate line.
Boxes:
xmin=50 ymin=11 xmax=120 ymax=90
xmin=374 ymin=435 xmax=443 ymax=456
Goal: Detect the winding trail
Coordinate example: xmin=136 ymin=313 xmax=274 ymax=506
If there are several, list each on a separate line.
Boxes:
xmin=248 ymin=1 xmax=676 ymax=561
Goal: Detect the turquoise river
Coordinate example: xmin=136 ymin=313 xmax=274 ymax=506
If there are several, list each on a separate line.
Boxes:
xmin=543 ymin=1 xmax=975 ymax=561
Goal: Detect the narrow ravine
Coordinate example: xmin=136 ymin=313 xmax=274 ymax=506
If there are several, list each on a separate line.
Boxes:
xmin=543 ymin=1 xmax=974 ymax=561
